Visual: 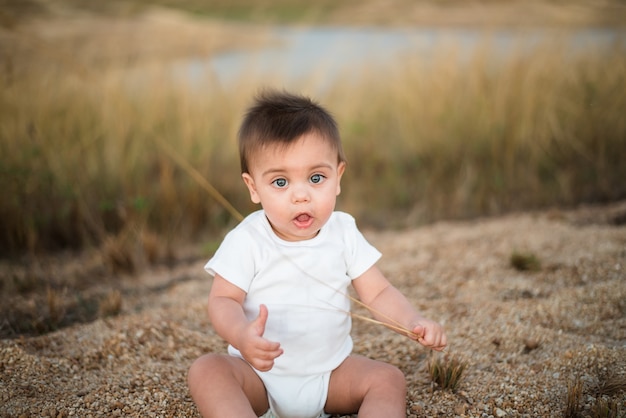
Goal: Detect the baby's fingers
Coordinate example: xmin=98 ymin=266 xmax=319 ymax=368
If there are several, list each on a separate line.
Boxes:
xmin=412 ymin=324 xmax=447 ymax=351
xmin=422 ymin=330 xmax=447 ymax=351
xmin=247 ymin=342 xmax=283 ymax=371
xmin=250 ymin=357 xmax=275 ymax=372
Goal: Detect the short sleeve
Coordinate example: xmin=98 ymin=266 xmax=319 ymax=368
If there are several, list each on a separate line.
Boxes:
xmin=204 ymin=228 xmax=257 ymax=292
xmin=336 ymin=212 xmax=382 ymax=279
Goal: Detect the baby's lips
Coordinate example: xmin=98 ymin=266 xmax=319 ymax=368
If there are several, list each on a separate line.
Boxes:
xmin=295 ymin=213 xmax=311 ymax=222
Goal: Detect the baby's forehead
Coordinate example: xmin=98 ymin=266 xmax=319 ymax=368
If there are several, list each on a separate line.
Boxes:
xmin=253 ymin=133 xmax=338 ymax=156
xmin=245 ymin=134 xmax=341 ymax=170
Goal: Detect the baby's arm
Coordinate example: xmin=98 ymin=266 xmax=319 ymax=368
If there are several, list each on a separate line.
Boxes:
xmin=352 ymin=266 xmax=447 ymax=351
xmin=208 ymin=274 xmax=283 ymax=371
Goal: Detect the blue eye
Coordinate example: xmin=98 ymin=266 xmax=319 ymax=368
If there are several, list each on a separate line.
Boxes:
xmin=310 ymin=174 xmax=325 ymax=184
xmin=272 ymin=178 xmax=288 ymax=188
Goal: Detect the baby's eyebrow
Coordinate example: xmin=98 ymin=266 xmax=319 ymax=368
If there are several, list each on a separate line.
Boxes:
xmin=261 ymin=163 xmax=334 ymax=177
xmin=308 ymin=163 xmax=334 ymax=172
xmin=261 ymin=168 xmax=287 ymax=177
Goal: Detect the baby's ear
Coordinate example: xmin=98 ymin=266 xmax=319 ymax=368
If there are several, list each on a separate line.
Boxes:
xmin=336 ymin=161 xmax=346 ymax=195
xmin=242 ymin=173 xmax=261 ymax=204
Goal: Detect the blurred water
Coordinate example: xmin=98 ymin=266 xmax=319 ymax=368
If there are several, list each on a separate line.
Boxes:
xmin=172 ymin=26 xmax=626 ymax=91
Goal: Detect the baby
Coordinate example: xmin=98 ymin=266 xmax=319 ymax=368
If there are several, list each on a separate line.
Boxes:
xmin=188 ymin=89 xmax=447 ymax=418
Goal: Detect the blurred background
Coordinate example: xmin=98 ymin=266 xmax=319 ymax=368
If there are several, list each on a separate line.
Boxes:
xmin=1 ymin=0 xmax=625 ymax=258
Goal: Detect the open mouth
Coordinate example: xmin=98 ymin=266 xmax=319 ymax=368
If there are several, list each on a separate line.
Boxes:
xmin=293 ymin=213 xmax=314 ymax=228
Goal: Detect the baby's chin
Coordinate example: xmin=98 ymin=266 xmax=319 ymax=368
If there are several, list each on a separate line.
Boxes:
xmin=278 ymin=226 xmax=321 ymax=242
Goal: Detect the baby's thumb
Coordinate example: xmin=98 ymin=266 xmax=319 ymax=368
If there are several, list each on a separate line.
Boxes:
xmin=252 ymin=304 xmax=269 ymax=337
xmin=412 ymin=324 xmax=425 ymax=341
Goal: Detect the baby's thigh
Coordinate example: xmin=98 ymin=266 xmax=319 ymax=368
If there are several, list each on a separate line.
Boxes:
xmin=325 ymin=354 xmax=406 ymax=414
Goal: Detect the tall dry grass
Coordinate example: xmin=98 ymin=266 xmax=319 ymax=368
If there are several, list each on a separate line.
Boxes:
xmin=333 ymin=36 xmax=626 ymax=225
xmin=1 ymin=32 xmax=625 ymax=254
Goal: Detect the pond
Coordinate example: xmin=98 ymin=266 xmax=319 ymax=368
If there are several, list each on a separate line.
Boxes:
xmin=170 ymin=26 xmax=626 ymax=91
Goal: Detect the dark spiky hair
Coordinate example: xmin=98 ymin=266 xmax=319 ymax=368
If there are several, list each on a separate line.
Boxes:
xmin=238 ymin=89 xmax=346 ymax=174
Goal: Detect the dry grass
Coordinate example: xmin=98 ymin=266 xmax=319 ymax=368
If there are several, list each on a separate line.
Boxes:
xmin=332 ymin=37 xmax=626 ymax=225
xmin=563 ymin=367 xmax=626 ymax=418
xmin=590 ymin=398 xmax=621 ymax=418
xmin=46 ymin=286 xmax=65 ymax=326
xmin=1 ymin=1 xmax=625 ymax=258
xmin=2 ymin=27 xmax=624 ymax=255
xmin=564 ymin=375 xmax=584 ymax=418
xmin=98 ymin=290 xmax=123 ymax=318
xmin=594 ymin=367 xmax=626 ymax=399
xmin=510 ymin=251 xmax=541 ymax=272
xmin=428 ymin=353 xmax=467 ymax=392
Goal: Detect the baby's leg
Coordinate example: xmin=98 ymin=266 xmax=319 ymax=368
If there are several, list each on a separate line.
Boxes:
xmin=188 ymin=353 xmax=268 ymax=418
xmin=324 ymin=354 xmax=407 ymax=418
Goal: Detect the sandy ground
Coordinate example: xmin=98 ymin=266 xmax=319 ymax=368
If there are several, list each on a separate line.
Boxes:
xmin=1 ymin=201 xmax=625 ymax=417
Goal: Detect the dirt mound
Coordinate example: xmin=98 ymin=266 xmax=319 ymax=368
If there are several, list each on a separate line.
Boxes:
xmin=2 ymin=202 xmax=625 ymax=417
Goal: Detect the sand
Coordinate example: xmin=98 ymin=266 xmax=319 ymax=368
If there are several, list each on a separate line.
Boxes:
xmin=2 ymin=201 xmax=625 ymax=417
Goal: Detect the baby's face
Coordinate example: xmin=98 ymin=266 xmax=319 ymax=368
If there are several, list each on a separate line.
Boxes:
xmin=242 ymin=132 xmax=345 ymax=241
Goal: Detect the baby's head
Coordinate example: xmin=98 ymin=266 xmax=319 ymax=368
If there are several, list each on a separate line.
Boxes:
xmin=238 ymin=90 xmax=347 ymax=241
xmin=238 ymin=89 xmax=346 ymax=175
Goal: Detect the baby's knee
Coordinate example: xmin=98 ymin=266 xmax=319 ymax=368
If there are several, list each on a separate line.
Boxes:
xmin=187 ymin=353 xmax=222 ymax=389
xmin=379 ymin=363 xmax=407 ymax=392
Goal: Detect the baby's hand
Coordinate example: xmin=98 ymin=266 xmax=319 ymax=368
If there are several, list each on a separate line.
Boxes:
xmin=410 ymin=318 xmax=447 ymax=351
xmin=238 ymin=304 xmax=283 ymax=371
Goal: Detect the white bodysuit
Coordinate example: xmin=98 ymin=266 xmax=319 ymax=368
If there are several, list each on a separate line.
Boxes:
xmin=205 ymin=210 xmax=381 ymax=418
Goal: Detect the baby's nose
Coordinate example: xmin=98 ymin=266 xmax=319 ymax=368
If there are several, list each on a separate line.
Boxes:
xmin=291 ymin=184 xmax=310 ymax=203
